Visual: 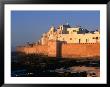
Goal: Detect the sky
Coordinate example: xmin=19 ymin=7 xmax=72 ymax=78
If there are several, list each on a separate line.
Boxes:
xmin=11 ymin=11 xmax=100 ymax=50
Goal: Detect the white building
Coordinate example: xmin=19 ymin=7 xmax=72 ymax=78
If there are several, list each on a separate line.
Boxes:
xmin=40 ymin=24 xmax=100 ymax=45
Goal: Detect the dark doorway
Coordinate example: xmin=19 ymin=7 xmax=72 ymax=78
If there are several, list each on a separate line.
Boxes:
xmin=86 ymin=39 xmax=88 ymax=43
xmin=79 ymin=39 xmax=81 ymax=43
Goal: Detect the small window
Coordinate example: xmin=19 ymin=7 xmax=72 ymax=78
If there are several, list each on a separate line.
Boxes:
xmin=73 ymin=30 xmax=76 ymax=32
xmin=79 ymin=39 xmax=81 ymax=43
xmin=96 ymin=37 xmax=98 ymax=39
xmin=70 ymin=38 xmax=72 ymax=40
xmin=86 ymin=39 xmax=88 ymax=43
xmin=92 ymin=37 xmax=95 ymax=39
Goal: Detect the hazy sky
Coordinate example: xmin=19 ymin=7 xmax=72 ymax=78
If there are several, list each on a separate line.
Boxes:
xmin=11 ymin=11 xmax=100 ymax=48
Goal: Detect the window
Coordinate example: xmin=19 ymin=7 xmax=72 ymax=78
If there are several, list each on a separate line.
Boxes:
xmin=96 ymin=37 xmax=98 ymax=39
xmin=73 ymin=30 xmax=76 ymax=32
xmin=70 ymin=38 xmax=72 ymax=40
xmin=92 ymin=37 xmax=95 ymax=39
xmin=79 ymin=39 xmax=81 ymax=43
xmin=86 ymin=39 xmax=88 ymax=43
xmin=93 ymin=37 xmax=98 ymax=39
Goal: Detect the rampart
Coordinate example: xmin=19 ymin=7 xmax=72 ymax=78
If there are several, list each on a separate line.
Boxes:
xmin=17 ymin=45 xmax=48 ymax=55
xmin=16 ymin=40 xmax=100 ymax=59
xmin=61 ymin=43 xmax=100 ymax=58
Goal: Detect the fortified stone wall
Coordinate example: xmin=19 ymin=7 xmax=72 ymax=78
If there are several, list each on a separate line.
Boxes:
xmin=16 ymin=40 xmax=100 ymax=58
xmin=61 ymin=43 xmax=100 ymax=58
xmin=17 ymin=45 xmax=48 ymax=55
